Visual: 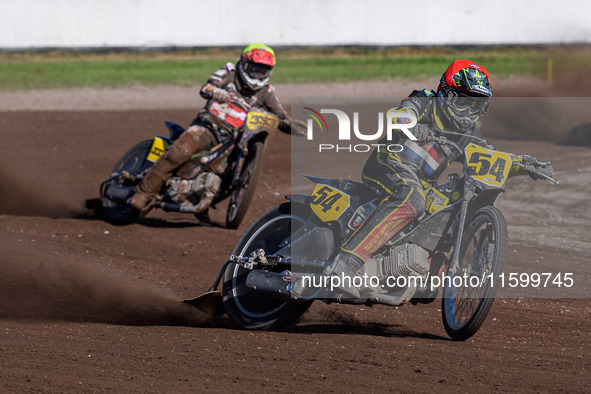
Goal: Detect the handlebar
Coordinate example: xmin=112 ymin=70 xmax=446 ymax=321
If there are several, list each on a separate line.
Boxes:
xmin=521 ymin=155 xmax=551 ymax=167
xmin=423 ymin=132 xmax=463 ymax=154
xmin=226 ymin=93 xmax=252 ymax=111
xmin=514 ymin=162 xmax=559 ymax=184
xmin=424 ymin=128 xmax=559 ymax=185
xmin=429 ymin=127 xmax=490 ymax=146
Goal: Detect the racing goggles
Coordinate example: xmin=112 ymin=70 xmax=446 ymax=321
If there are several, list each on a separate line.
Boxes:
xmin=243 ymin=62 xmax=273 ymax=81
xmin=446 ymin=96 xmax=491 ymax=115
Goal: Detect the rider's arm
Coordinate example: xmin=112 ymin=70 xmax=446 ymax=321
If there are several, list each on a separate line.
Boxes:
xmin=509 ymin=156 xmax=529 ymax=178
xmin=262 ymin=85 xmax=288 ymax=120
xmin=199 ymin=63 xmax=234 ymax=100
xmin=263 ymin=85 xmax=307 ymax=136
xmin=508 ymin=155 xmax=553 ymax=179
xmin=398 ymin=89 xmax=433 ymax=120
xmin=383 ymin=91 xmax=429 ymax=142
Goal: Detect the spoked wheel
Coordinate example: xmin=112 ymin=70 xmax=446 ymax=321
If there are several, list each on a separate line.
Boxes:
xmin=225 ymin=141 xmax=264 ymax=229
xmin=442 ymin=206 xmax=507 ymax=341
xmin=101 ymin=139 xmax=153 ymax=224
xmin=222 ymin=202 xmax=313 ymax=330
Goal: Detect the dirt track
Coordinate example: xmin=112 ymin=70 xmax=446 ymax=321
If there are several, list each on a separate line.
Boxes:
xmin=0 ymin=81 xmax=590 ymax=392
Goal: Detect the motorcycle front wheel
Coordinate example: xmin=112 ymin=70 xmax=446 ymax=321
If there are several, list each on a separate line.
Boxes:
xmin=101 ymin=139 xmax=153 ymax=224
xmin=442 ymin=205 xmax=507 ymax=341
xmin=222 ymin=202 xmax=313 ymax=330
xmin=225 ymin=141 xmax=264 ymax=229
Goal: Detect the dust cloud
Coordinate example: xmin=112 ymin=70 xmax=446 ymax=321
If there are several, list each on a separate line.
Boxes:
xmin=0 ymin=168 xmax=90 ymax=218
xmin=0 ymin=251 xmax=215 ymax=326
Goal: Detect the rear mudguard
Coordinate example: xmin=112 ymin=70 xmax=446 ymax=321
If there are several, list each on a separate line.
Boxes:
xmin=287 ymin=176 xmax=376 ymax=243
xmin=276 ymin=226 xmax=335 ymax=262
xmin=164 ymin=120 xmax=185 ymax=141
xmin=282 ymin=197 xmax=338 ymax=260
xmin=287 ymin=194 xmax=312 ymax=206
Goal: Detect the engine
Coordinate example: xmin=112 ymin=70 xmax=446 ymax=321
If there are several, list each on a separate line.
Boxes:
xmin=166 ymin=172 xmax=221 ymax=207
xmin=383 ymin=243 xmax=430 ymax=278
xmin=361 ymin=243 xmax=430 ymax=287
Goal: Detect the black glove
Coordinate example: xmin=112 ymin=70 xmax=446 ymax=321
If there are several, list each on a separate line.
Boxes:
xmin=526 ymin=163 xmax=554 ymax=180
xmin=410 ymin=124 xmax=432 ymax=142
xmin=279 ymin=118 xmax=307 ymax=137
xmin=522 ymin=156 xmax=554 ymax=180
xmin=539 ymin=163 xmax=554 ymax=178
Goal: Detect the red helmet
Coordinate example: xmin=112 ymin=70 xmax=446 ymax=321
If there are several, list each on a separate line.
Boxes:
xmin=436 ymin=60 xmax=493 ymax=132
xmin=237 ymin=43 xmax=276 ymax=92
xmin=437 ymin=59 xmax=493 ymax=97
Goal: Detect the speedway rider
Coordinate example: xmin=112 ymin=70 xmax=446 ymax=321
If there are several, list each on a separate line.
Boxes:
xmin=128 ymin=43 xmax=302 ymax=221
xmin=325 ymin=59 xmax=554 ymax=297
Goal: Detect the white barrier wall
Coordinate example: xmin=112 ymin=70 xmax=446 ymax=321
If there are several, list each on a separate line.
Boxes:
xmin=1 ymin=0 xmax=589 ymax=49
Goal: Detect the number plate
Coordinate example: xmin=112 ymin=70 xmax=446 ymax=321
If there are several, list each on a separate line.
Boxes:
xmin=310 ymin=184 xmax=350 ymax=222
xmin=465 ymin=143 xmax=512 ymax=187
xmin=246 ymin=111 xmax=279 ymax=131
xmin=147 ymin=137 xmax=169 ymax=163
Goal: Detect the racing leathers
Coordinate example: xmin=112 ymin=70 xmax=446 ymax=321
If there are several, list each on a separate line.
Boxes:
xmin=325 ymin=89 xmax=491 ymax=296
xmin=129 ymin=62 xmax=299 ymax=214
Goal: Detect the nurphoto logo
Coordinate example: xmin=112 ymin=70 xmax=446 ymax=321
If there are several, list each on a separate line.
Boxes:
xmin=303 ymin=107 xmax=418 ymax=153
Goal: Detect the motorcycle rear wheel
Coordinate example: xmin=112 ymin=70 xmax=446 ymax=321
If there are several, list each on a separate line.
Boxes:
xmin=442 ymin=206 xmax=507 ymax=341
xmin=101 ymin=139 xmax=153 ymax=224
xmin=222 ymin=202 xmax=313 ymax=330
xmin=225 ymin=141 xmax=264 ymax=229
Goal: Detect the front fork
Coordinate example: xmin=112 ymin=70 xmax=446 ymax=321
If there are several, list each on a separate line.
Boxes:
xmin=231 ymin=146 xmax=247 ymax=185
xmin=449 ymin=182 xmax=476 ymax=275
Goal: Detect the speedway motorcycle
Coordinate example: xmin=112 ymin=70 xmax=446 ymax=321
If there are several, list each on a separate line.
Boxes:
xmin=100 ymin=98 xmax=281 ymax=228
xmin=188 ymin=129 xmax=557 ymax=341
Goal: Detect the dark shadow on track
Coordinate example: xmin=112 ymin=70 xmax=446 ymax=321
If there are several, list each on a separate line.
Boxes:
xmin=284 ymin=322 xmax=449 ymax=341
xmin=83 ymin=198 xmax=226 ymax=228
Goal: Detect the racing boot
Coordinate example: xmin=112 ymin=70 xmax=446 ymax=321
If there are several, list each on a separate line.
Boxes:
xmin=194 ymin=173 xmax=221 ymax=214
xmin=323 ymin=251 xmax=364 ymax=298
xmin=128 ymin=131 xmax=202 ymax=212
xmin=194 ymin=209 xmax=211 ymax=224
xmin=127 ymin=126 xmax=215 ymax=213
xmin=193 ymin=172 xmax=221 ymax=224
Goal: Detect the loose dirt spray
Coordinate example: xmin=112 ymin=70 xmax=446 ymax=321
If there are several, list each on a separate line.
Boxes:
xmin=0 ymin=169 xmax=88 ymax=218
xmin=0 ymin=250 xmax=215 ymax=326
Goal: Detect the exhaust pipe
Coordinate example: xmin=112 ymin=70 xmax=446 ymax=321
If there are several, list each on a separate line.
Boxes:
xmin=244 ymin=269 xmax=416 ymax=307
xmin=245 ymin=270 xmax=292 ymax=297
xmin=103 ymin=184 xmax=134 ymax=204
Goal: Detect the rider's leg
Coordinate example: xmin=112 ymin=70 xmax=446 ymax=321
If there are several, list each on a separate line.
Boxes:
xmin=194 ymin=172 xmax=222 ymax=213
xmin=324 ymin=158 xmax=426 ymax=297
xmin=129 ymin=125 xmax=217 ymax=211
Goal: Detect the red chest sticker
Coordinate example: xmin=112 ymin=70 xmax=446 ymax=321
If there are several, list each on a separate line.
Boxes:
xmin=209 ymin=102 xmax=248 ymax=128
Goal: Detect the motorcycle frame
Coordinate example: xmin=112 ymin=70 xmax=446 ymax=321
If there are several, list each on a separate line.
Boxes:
xmin=207 ymin=139 xmax=509 ymax=297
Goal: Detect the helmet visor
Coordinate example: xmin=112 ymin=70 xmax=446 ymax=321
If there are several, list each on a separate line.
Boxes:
xmin=447 ymin=96 xmax=491 ymax=116
xmin=243 ymin=62 xmax=273 ymax=81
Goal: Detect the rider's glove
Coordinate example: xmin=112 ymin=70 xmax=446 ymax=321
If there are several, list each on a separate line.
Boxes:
xmin=291 ymin=119 xmax=307 ymax=137
xmin=521 ymin=156 xmax=554 ymax=180
xmin=212 ymin=88 xmax=231 ymax=103
xmin=526 ymin=163 xmax=554 ymax=180
xmin=539 ymin=163 xmax=554 ymax=178
xmin=279 ymin=118 xmax=307 ymax=137
xmin=411 ymin=124 xmax=432 ymax=143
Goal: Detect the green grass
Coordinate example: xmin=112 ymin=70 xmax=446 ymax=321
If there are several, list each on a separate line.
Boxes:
xmin=0 ymin=46 xmax=588 ymax=91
